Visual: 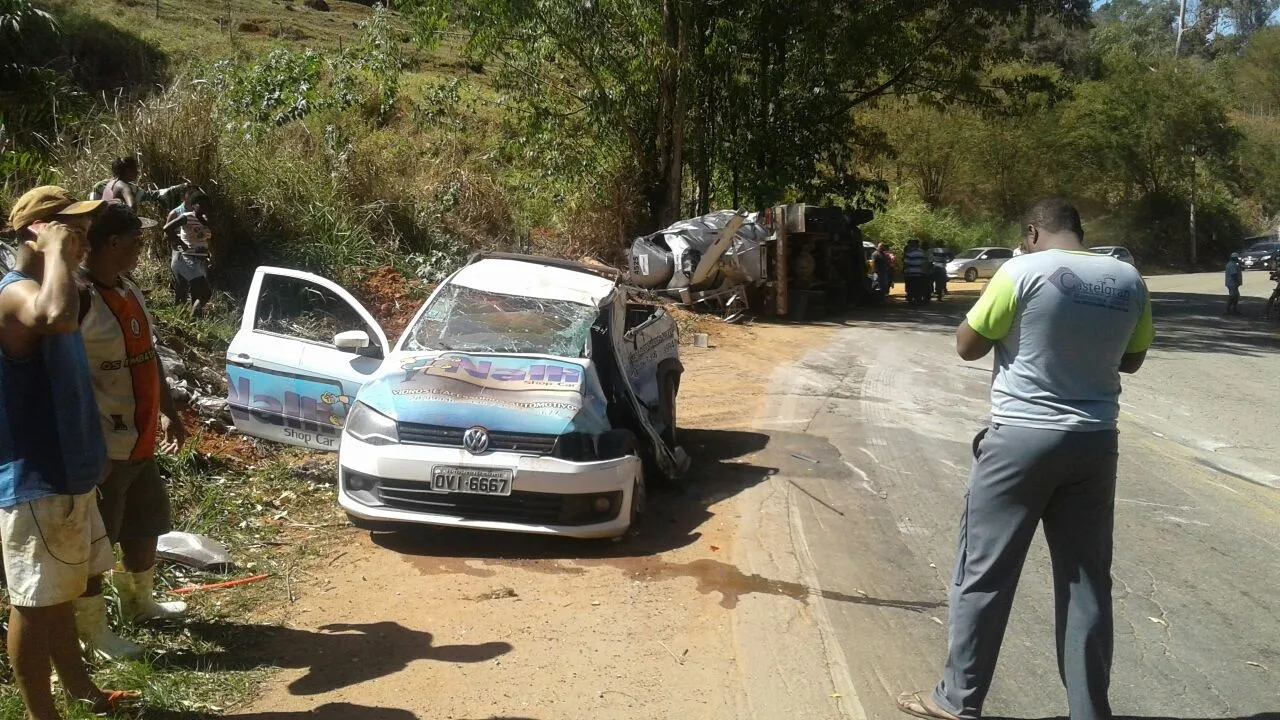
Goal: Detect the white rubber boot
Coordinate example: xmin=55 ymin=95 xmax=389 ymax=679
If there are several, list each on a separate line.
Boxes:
xmin=72 ymin=595 xmax=143 ymax=662
xmin=117 ymin=567 xmax=187 ymax=621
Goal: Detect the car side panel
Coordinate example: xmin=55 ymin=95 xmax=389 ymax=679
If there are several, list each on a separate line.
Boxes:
xmin=621 ymin=307 xmax=680 ymax=419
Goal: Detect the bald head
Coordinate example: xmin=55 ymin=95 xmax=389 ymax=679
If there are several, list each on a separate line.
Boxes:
xmin=1022 ymin=197 xmax=1084 ymax=253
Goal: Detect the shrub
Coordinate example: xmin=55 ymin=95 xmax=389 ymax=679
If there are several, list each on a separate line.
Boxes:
xmin=863 ymin=185 xmax=1018 ymax=255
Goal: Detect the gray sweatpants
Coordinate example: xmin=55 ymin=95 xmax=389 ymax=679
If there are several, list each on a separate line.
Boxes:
xmin=933 ymin=423 xmax=1119 ymax=720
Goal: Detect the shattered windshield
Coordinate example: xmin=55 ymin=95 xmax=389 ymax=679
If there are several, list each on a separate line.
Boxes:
xmin=403 ymin=284 xmax=599 ymax=357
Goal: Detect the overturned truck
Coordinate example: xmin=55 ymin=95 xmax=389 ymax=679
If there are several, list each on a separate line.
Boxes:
xmin=625 ymin=203 xmax=874 ymax=322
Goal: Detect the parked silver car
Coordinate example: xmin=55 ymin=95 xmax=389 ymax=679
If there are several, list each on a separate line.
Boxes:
xmin=1088 ymin=246 xmax=1135 ymax=265
xmin=946 ymin=246 xmax=1014 ymax=282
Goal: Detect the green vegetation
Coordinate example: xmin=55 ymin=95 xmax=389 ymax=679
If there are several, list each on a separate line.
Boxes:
xmin=0 ymin=439 xmax=346 ymax=720
xmin=4 ymin=0 xmax=1280 ymax=715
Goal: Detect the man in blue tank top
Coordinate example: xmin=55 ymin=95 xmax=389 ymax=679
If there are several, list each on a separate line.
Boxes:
xmin=1 ymin=186 xmax=139 ymax=718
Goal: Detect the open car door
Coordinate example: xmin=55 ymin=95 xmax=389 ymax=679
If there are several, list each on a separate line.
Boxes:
xmin=225 ymin=267 xmax=390 ymax=451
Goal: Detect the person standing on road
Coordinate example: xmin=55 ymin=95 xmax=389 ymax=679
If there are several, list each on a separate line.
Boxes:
xmin=931 ymin=249 xmax=949 ymax=302
xmin=1 ymin=186 xmax=140 ymax=719
xmin=903 ymin=238 xmax=929 ymax=305
xmin=1225 ymin=253 xmax=1243 ymax=316
xmin=897 ymin=198 xmax=1155 ymax=720
xmin=873 ymin=243 xmax=893 ymax=300
xmin=73 ymin=202 xmax=190 ymax=661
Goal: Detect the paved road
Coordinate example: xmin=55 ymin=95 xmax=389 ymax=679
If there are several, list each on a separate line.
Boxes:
xmin=762 ymin=272 xmax=1280 ymax=720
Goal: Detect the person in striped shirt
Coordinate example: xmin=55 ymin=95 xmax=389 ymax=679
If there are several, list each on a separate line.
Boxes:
xmin=902 ymin=238 xmax=930 ymax=305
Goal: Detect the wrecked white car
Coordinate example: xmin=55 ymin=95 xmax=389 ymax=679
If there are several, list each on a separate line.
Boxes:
xmin=225 ymin=253 xmax=687 ymax=539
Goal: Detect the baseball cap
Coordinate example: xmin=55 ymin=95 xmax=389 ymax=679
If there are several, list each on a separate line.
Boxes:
xmin=1231 ymin=252 xmax=1240 ymax=259
xmin=7 ymin=186 xmax=103 ymax=231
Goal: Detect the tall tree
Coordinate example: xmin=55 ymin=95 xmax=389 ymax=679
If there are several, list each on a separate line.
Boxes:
xmin=463 ymin=0 xmax=1089 ymax=233
xmin=1061 ymin=54 xmax=1238 ymax=236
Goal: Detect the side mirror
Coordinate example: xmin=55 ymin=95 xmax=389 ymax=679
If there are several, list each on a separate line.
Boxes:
xmin=334 ymin=330 xmax=371 ymax=352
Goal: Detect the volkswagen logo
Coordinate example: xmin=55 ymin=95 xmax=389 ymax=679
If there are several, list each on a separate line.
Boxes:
xmin=463 ymin=426 xmax=490 ymax=454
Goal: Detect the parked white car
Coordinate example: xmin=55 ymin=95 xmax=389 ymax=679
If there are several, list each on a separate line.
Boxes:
xmin=946 ymin=246 xmax=1014 ymax=282
xmin=225 ymin=254 xmax=687 ymax=539
xmin=1088 ymin=246 xmax=1136 ymax=265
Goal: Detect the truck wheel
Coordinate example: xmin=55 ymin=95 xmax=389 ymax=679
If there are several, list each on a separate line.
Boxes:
xmin=964 ymin=267 xmax=978 ymax=283
xmin=660 ymin=374 xmax=678 ymax=448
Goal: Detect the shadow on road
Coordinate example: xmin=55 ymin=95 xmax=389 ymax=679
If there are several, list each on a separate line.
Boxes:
xmin=1149 ymin=291 xmax=1279 ymax=356
xmin=142 ymin=704 xmax=424 ymax=719
xmin=157 ymin=620 xmax=511 ymax=696
xmin=987 ymin=715 xmax=1280 ymax=720
xmin=828 ymin=290 xmax=977 ymax=336
xmin=367 ymin=427 xmax=944 ymax=613
xmin=826 ymin=285 xmax=1279 ymax=359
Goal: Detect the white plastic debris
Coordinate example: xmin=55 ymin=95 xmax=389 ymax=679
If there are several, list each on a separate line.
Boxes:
xmin=156 ymin=531 xmax=236 ymax=572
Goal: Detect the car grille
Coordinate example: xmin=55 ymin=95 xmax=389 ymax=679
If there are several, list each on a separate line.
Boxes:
xmin=375 ymin=479 xmax=620 ymax=526
xmin=397 ymin=422 xmax=558 ymax=455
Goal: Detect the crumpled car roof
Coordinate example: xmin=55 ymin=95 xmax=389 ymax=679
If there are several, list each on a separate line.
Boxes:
xmin=451 ymin=258 xmax=617 ymax=307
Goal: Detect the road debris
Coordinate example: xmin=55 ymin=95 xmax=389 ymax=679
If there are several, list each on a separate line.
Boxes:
xmin=658 ymin=639 xmax=686 ymax=665
xmin=471 ymin=587 xmax=519 ymax=601
xmin=173 ymin=573 xmax=270 ymax=595
xmin=157 ymin=531 xmax=236 ymax=571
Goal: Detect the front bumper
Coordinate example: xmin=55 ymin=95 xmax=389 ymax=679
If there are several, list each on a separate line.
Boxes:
xmin=337 ymin=435 xmax=641 ymax=539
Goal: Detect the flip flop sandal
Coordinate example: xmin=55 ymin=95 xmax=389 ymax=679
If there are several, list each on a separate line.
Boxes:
xmin=896 ymin=691 xmax=963 ymax=720
xmin=90 ymin=689 xmax=142 ymax=715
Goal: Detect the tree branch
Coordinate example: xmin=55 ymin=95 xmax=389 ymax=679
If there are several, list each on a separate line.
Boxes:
xmin=843 ymin=12 xmax=966 ymax=107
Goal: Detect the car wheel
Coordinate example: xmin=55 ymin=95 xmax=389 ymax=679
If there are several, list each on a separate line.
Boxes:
xmin=628 ymin=473 xmax=647 ymax=533
xmin=964 ymin=267 xmax=978 ymax=283
xmin=660 ymin=373 xmax=678 ymax=448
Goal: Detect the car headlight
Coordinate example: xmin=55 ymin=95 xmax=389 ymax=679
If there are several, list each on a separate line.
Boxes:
xmin=344 ymin=402 xmax=399 ymax=446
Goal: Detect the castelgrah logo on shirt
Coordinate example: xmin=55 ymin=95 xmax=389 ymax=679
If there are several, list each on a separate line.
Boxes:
xmin=1047 ymin=267 xmax=1131 ymax=311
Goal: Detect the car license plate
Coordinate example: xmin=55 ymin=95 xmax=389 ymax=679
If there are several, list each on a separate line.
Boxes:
xmin=430 ymin=466 xmax=513 ymax=496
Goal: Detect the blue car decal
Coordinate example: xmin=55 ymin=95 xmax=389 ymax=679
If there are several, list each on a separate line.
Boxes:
xmin=359 ymin=352 xmax=610 ymax=436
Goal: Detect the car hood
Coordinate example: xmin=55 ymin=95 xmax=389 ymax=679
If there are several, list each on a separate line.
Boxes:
xmin=357 ymin=351 xmax=611 ymax=436
xmin=1242 ymin=250 xmax=1274 ymax=258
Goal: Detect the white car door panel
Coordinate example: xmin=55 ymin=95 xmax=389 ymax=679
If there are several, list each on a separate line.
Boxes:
xmin=226 ymin=267 xmax=389 ymax=451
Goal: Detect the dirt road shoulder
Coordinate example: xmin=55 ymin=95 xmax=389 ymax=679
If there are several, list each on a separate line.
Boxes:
xmin=240 ymin=320 xmax=837 ymax=719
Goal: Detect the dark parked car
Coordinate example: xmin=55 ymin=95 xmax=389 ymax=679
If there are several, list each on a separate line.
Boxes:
xmin=1240 ymin=241 xmax=1280 ymax=271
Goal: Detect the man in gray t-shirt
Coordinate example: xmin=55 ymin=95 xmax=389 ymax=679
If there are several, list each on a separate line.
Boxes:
xmin=898 ymin=199 xmax=1154 ymax=720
